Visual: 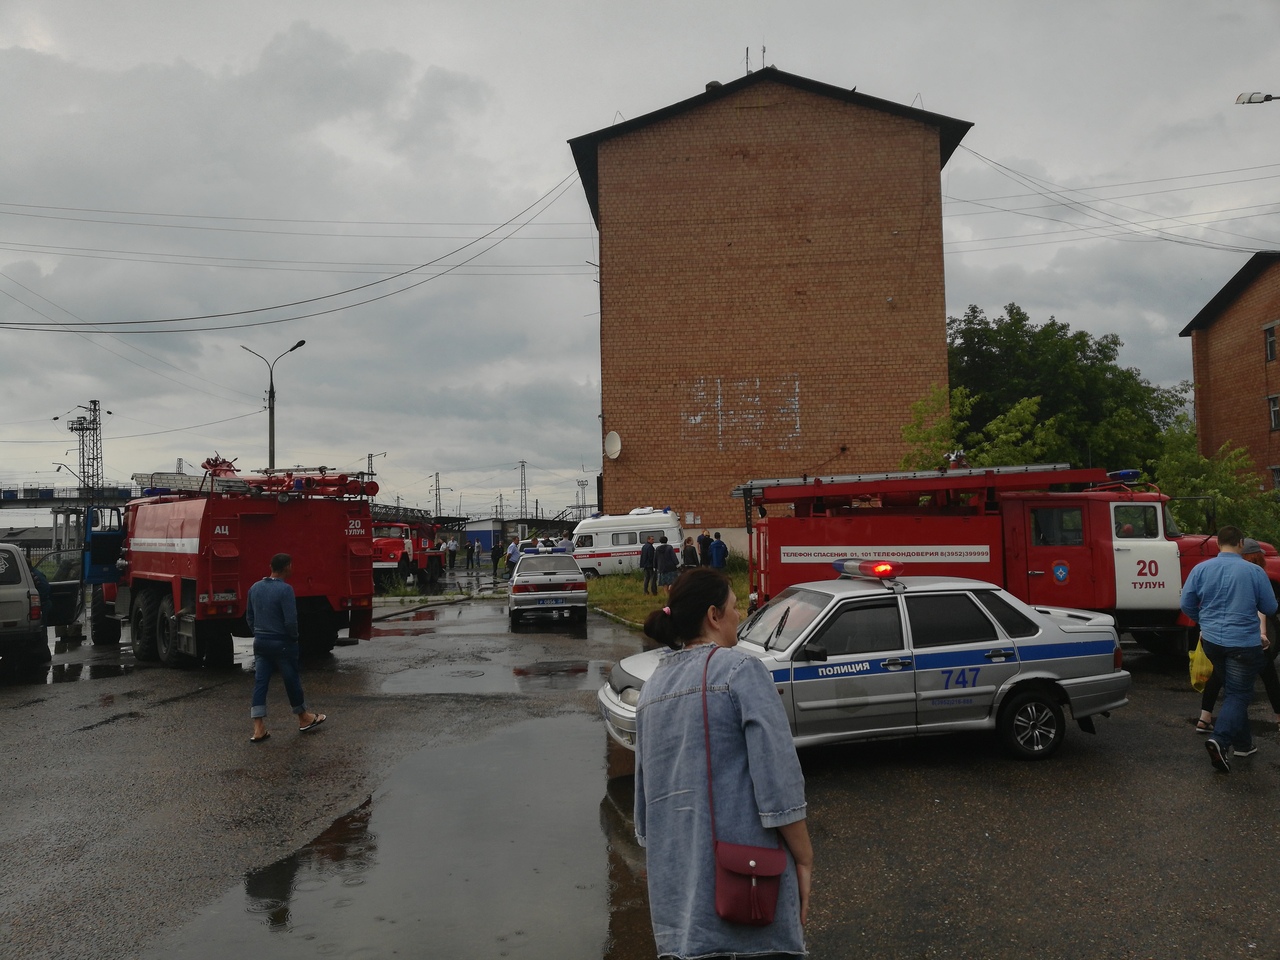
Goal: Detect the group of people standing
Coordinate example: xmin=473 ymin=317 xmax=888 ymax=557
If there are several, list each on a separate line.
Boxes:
xmin=641 ymin=528 xmax=729 ymax=596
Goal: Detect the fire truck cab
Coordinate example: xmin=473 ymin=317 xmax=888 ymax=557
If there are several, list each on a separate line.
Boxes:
xmin=734 ymin=463 xmax=1280 ymax=654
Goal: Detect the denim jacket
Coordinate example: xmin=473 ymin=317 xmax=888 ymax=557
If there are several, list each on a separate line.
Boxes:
xmin=246 ymin=576 xmax=298 ymax=641
xmin=635 ymin=643 xmax=807 ymax=958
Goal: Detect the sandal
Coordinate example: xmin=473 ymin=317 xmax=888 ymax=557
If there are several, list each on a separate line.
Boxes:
xmin=1195 ymin=718 xmax=1213 ymax=734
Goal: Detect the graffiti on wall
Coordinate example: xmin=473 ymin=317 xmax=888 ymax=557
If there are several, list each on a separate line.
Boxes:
xmin=680 ymin=376 xmax=801 ymax=450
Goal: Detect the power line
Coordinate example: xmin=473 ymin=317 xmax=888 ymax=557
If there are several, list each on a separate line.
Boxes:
xmin=0 ymin=171 xmax=581 ymax=332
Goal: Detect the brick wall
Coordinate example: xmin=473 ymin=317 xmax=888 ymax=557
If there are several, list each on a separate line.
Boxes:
xmin=596 ymin=79 xmax=948 ymax=527
xmin=1191 ymin=260 xmax=1280 ymax=489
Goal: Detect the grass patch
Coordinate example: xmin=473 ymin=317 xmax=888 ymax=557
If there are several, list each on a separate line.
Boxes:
xmin=587 ymin=563 xmax=751 ymax=627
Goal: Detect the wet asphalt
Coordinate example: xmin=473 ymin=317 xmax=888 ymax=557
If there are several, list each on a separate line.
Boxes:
xmin=1 ymin=575 xmax=1279 ymax=959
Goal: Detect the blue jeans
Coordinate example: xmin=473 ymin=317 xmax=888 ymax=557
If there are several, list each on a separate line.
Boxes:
xmin=250 ymin=636 xmax=307 ymax=719
xmin=1203 ymin=640 xmax=1263 ymax=752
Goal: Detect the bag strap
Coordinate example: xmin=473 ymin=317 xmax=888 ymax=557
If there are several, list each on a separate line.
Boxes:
xmin=701 ymin=644 xmax=720 ymax=844
xmin=702 ymin=644 xmax=783 ymax=853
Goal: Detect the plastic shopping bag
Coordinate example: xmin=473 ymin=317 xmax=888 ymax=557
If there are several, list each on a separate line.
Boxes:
xmin=1189 ymin=639 xmax=1213 ymax=693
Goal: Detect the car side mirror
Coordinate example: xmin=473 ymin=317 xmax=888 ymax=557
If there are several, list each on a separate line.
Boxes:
xmin=800 ymin=644 xmax=828 ymax=663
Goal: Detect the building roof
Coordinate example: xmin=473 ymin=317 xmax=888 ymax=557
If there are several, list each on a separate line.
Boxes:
xmin=1180 ymin=250 xmax=1280 ymax=336
xmin=568 ymin=66 xmax=973 ymax=225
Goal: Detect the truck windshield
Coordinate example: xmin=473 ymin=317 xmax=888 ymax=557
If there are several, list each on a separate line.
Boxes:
xmin=739 ymin=587 xmax=829 ymax=650
xmin=372 ymin=526 xmax=405 ymax=539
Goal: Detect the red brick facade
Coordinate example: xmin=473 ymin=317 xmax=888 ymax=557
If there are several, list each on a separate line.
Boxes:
xmin=571 ymin=71 xmax=971 ymax=528
xmin=1183 ymin=252 xmax=1280 ymax=489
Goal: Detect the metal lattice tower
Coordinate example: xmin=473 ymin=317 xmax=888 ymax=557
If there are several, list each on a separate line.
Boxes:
xmin=519 ymin=460 xmax=527 ymax=516
xmin=66 ymin=400 xmax=104 ymax=494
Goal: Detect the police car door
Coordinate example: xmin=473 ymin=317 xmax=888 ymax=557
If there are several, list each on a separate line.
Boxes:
xmin=789 ymin=597 xmax=916 ymax=741
xmin=906 ymin=591 xmax=1020 ymax=728
xmin=1110 ymin=502 xmax=1181 ymax=611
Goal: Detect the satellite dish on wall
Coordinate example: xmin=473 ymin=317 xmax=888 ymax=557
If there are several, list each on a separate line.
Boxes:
xmin=603 ymin=431 xmax=622 ymax=460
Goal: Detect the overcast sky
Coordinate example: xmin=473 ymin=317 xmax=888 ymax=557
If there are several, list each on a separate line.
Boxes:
xmin=2 ymin=0 xmax=1278 ymax=524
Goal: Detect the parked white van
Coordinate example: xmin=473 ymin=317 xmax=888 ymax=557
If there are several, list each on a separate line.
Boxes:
xmin=572 ymin=508 xmax=683 ymax=578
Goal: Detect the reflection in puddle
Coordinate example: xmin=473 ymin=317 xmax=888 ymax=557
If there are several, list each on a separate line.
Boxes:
xmin=244 ymin=799 xmax=377 ymax=931
xmin=381 ymin=659 xmax=609 ymax=694
xmin=149 ymin=714 xmax=655 ymax=960
xmin=50 ymin=662 xmax=133 ymax=682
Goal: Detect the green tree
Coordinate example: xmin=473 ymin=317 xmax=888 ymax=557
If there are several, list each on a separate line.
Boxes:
xmin=1146 ymin=414 xmax=1280 ymax=544
xmin=947 ymin=303 xmax=1186 ymax=470
xmin=899 ymin=384 xmax=973 ymax=470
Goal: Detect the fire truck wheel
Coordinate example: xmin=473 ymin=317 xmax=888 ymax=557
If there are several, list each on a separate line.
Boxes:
xmin=131 ymin=591 xmax=160 ymax=661
xmin=998 ymin=687 xmax=1065 ymax=760
xmin=90 ymin=586 xmax=121 ymax=646
xmin=155 ymin=594 xmax=188 ymax=667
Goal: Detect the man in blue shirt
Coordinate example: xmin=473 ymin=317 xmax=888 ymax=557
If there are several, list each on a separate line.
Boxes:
xmin=708 ymin=532 xmax=729 ymax=569
xmin=247 ymin=553 xmax=327 ymax=743
xmin=1181 ymin=526 xmax=1277 ymax=773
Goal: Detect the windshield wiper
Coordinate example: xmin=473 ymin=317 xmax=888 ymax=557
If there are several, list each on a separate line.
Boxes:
xmin=765 ymin=607 xmax=790 ymax=651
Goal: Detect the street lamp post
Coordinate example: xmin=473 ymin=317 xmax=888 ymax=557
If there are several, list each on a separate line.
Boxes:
xmin=1236 ymin=92 xmax=1277 ymax=104
xmin=241 ymin=340 xmax=306 ymax=470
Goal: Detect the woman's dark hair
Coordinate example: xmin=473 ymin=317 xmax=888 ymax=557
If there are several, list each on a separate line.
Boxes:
xmin=643 ymin=568 xmax=732 ymax=650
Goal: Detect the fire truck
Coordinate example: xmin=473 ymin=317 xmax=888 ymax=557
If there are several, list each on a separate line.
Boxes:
xmin=733 ymin=463 xmax=1280 ymax=654
xmin=85 ymin=456 xmax=376 ymax=667
xmin=370 ymin=518 xmax=445 ymax=589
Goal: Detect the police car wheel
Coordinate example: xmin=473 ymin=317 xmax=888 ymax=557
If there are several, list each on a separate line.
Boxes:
xmin=998 ymin=688 xmax=1064 ymax=760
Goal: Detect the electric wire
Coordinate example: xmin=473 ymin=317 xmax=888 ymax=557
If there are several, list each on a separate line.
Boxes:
xmin=0 ymin=171 xmax=581 ymax=330
xmin=0 ymin=176 xmax=583 ymax=333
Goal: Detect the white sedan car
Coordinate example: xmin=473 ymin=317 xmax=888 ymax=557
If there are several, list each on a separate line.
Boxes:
xmin=598 ymin=560 xmax=1130 ymax=760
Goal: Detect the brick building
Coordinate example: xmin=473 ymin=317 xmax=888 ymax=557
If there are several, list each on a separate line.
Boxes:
xmin=569 ymin=68 xmax=971 ymax=531
xmin=1180 ymin=250 xmax=1280 ymax=489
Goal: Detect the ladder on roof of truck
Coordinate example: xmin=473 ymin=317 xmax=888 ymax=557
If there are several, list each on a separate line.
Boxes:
xmin=731 ymin=463 xmax=1077 ymax=498
xmin=131 ymin=472 xmax=252 ymax=494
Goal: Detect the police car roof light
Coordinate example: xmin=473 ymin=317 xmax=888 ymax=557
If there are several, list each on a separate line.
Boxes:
xmin=832 ymin=558 xmax=904 ymax=580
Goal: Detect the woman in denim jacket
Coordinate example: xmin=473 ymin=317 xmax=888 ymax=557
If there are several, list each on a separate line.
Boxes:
xmin=635 ymin=569 xmax=813 ymax=958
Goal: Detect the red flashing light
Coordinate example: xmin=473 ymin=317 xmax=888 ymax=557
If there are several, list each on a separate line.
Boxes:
xmin=832 ymin=557 xmax=905 ymax=580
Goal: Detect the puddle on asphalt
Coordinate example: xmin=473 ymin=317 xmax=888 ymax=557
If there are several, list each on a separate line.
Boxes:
xmin=50 ymin=662 xmax=133 ymax=682
xmin=382 ymin=658 xmax=607 ymax=694
xmin=148 ymin=713 xmax=655 ymax=960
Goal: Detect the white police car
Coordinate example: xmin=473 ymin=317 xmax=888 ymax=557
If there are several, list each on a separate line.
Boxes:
xmin=507 ymin=547 xmax=588 ymax=628
xmin=598 ymin=559 xmax=1130 ymax=760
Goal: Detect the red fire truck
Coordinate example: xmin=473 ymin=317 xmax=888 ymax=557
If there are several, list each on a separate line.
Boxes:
xmin=733 ymin=463 xmax=1280 ymax=654
xmin=370 ymin=519 xmax=446 ymax=589
xmin=86 ymin=456 xmax=375 ymax=667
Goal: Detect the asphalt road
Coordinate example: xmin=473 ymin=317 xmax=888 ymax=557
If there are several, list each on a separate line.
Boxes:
xmin=1 ymin=598 xmax=1278 ymax=959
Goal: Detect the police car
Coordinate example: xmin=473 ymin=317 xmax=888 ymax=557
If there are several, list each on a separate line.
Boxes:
xmin=507 ymin=547 xmax=588 ymax=627
xmin=597 ymin=559 xmax=1131 ymax=760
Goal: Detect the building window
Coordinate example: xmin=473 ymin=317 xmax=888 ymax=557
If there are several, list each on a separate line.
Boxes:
xmin=1271 ymin=466 xmax=1280 ymax=490
xmin=1271 ymin=396 xmax=1280 ymax=431
xmin=1267 ymin=327 xmax=1277 ymax=362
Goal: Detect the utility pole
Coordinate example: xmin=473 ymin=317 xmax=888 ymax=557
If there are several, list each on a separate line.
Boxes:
xmin=519 ymin=460 xmax=528 ymax=517
xmin=62 ymin=400 xmax=107 ymax=546
xmin=434 ymin=473 xmax=442 ymax=516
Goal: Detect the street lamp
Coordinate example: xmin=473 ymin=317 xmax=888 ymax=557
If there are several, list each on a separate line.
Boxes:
xmin=1236 ymin=92 xmax=1276 ymax=104
xmin=53 ymin=462 xmax=83 ymax=483
xmin=240 ymin=340 xmax=306 ymax=470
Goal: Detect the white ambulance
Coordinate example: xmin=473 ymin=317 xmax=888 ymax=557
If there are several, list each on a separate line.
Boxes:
xmin=572 ymin=508 xmax=684 ymax=578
